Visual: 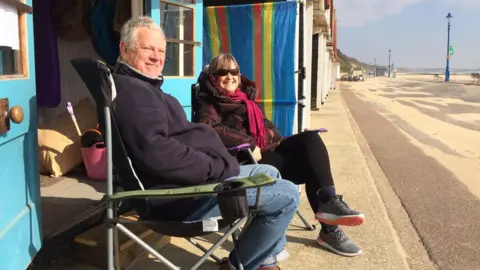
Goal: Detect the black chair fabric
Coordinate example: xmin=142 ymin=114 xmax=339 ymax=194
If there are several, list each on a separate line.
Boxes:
xmin=71 ymin=58 xmax=240 ymax=237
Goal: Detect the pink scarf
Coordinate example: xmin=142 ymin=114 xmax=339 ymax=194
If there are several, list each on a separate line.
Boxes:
xmin=228 ymin=89 xmax=266 ymax=148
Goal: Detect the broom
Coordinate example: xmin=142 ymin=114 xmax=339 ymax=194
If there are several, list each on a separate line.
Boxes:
xmin=66 ymin=102 xmax=82 ymax=136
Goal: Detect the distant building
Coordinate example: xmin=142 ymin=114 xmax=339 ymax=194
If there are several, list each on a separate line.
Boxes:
xmin=351 ymin=67 xmax=364 ymax=77
xmin=375 ymin=67 xmax=388 ymax=77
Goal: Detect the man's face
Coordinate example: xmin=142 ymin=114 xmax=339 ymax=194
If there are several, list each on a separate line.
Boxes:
xmin=120 ymin=27 xmax=166 ymax=77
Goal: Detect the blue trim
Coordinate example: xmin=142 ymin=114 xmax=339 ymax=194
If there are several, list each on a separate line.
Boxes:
xmin=146 ymin=0 xmax=161 ymax=24
xmin=149 ymin=0 xmax=203 ymax=121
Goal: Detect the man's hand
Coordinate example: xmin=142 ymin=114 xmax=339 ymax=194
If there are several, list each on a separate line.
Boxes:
xmin=252 ymin=146 xmax=262 ymax=162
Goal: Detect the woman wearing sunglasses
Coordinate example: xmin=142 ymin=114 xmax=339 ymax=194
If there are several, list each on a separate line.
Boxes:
xmin=194 ymin=53 xmax=365 ymax=257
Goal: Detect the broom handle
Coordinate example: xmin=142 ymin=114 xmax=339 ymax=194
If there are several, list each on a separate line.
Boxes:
xmin=67 ymin=102 xmax=82 ymax=136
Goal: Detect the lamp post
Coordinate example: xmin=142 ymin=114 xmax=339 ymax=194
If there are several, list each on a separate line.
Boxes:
xmin=374 ymin=57 xmax=377 ymax=77
xmin=445 ymin=12 xmax=453 ymax=82
xmin=388 ymin=49 xmax=391 ymax=78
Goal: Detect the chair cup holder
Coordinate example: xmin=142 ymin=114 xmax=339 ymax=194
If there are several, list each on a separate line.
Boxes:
xmin=214 ymin=181 xmax=245 ymax=192
xmin=215 ymin=181 xmax=249 ymax=220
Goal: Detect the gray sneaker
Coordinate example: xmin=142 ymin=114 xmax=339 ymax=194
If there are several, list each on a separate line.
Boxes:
xmin=317 ymin=227 xmax=362 ymax=257
xmin=315 ymin=195 xmax=365 ymax=226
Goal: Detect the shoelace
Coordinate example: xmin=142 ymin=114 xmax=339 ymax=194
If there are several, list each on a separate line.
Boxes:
xmin=333 ymin=195 xmax=351 ymax=210
xmin=331 ymin=227 xmax=349 ymax=244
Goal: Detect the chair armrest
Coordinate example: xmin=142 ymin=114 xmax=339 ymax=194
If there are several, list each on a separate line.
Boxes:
xmin=228 ymin=143 xmax=256 ymax=165
xmin=105 ymin=173 xmax=275 ymax=202
xmin=228 ymin=143 xmax=251 ymax=152
xmin=283 ymin=128 xmax=329 ymax=140
xmin=314 ymin=128 xmax=328 ymax=133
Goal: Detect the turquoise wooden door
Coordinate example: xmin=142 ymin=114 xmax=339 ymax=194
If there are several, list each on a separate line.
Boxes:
xmin=147 ymin=0 xmax=203 ymax=120
xmin=0 ymin=1 xmax=42 ymax=269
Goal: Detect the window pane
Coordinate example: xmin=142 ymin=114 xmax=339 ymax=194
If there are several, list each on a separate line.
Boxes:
xmin=160 ymin=1 xmax=195 ymax=77
xmin=0 ymin=3 xmax=24 ymax=78
xmin=0 ymin=47 xmax=20 ymax=76
xmin=163 ymin=43 xmax=194 ymax=76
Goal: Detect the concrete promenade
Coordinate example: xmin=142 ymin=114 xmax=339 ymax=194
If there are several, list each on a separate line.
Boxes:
xmin=45 ymin=88 xmax=424 ymax=270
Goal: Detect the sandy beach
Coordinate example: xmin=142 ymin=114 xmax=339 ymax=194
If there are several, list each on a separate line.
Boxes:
xmin=342 ymin=77 xmax=480 ymax=199
xmin=395 ymin=73 xmax=480 ymax=85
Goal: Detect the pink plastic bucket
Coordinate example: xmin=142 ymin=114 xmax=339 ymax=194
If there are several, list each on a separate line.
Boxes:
xmin=81 ymin=142 xmax=107 ymax=181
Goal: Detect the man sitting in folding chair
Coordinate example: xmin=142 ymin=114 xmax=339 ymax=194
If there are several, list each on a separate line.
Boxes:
xmin=110 ymin=16 xmax=299 ymax=270
xmin=193 ymin=53 xmax=366 ymax=257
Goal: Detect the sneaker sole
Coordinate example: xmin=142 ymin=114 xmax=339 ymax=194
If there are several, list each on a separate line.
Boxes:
xmin=317 ymin=238 xmax=363 ymax=257
xmin=315 ymin=213 xmax=365 ymax=226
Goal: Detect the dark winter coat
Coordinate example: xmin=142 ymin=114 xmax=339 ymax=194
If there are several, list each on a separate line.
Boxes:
xmin=194 ymin=75 xmax=283 ymax=152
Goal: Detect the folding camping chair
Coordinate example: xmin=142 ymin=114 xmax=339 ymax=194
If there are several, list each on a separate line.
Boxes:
xmin=70 ymin=57 xmax=276 ymax=270
xmin=191 ymin=81 xmax=319 ymax=231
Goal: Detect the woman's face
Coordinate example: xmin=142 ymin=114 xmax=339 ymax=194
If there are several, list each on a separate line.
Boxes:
xmin=215 ymin=61 xmax=240 ymax=92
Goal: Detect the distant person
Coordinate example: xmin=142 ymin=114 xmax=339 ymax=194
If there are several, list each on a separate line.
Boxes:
xmin=194 ymin=53 xmax=366 ymax=257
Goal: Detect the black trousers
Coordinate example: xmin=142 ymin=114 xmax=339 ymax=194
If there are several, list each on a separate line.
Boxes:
xmin=258 ymin=131 xmax=335 ymax=213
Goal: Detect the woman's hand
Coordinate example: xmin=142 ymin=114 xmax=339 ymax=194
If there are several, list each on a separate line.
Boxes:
xmin=252 ymin=146 xmax=263 ymax=161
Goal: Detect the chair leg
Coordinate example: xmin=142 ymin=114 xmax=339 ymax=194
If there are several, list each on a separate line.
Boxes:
xmin=238 ymin=215 xmax=253 ymax=236
xmin=296 ymin=211 xmax=316 ymax=231
xmin=107 ymin=213 xmax=115 ymax=270
xmin=190 ymin=217 xmax=247 ymax=270
xmin=113 ymin=226 xmax=121 ymax=269
xmin=295 ymin=185 xmax=316 ymax=231
xmin=232 ymin=228 xmax=244 ymax=270
xmin=186 ymin=237 xmax=223 ymax=264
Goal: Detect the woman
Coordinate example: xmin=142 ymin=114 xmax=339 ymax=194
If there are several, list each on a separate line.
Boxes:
xmin=194 ymin=53 xmax=365 ymax=257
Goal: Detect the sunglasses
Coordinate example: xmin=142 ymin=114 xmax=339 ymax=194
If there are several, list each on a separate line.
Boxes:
xmin=215 ymin=68 xmax=239 ymax=76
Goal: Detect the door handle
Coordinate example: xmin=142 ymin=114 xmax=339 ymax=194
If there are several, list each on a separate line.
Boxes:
xmin=0 ymin=98 xmax=24 ymax=135
xmin=9 ymin=106 xmax=24 ymax=124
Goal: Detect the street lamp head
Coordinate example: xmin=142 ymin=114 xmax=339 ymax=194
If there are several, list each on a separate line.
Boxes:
xmin=446 ymin=12 xmax=453 ymax=19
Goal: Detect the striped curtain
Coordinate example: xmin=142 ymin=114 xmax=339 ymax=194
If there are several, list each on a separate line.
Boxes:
xmin=203 ymin=2 xmax=297 ymax=136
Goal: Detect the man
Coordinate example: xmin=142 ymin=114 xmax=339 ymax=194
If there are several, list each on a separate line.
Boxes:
xmin=113 ymin=16 xmax=300 ymax=270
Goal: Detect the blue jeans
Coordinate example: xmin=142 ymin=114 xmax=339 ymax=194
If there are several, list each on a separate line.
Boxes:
xmin=186 ymin=164 xmax=300 ymax=269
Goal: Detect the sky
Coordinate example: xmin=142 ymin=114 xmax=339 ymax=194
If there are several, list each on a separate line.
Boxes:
xmin=335 ymin=0 xmax=480 ymax=69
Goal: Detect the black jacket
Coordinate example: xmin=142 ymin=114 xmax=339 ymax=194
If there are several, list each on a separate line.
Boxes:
xmin=114 ymin=63 xmax=240 ymax=220
xmin=194 ymin=74 xmax=283 ymax=152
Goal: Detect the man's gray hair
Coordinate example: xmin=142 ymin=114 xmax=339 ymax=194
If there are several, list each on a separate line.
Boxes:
xmin=120 ymin=16 xmax=166 ymax=50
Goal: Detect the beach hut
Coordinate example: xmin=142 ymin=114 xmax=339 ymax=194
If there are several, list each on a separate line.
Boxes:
xmin=0 ymin=1 xmax=205 ymax=268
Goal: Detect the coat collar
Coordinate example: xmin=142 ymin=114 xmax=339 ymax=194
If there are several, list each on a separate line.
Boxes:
xmin=115 ymin=60 xmax=164 ymax=88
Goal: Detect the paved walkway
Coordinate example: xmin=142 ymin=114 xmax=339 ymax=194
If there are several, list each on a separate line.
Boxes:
xmin=45 ymin=89 xmax=414 ymax=270
xmin=278 ymin=89 xmax=410 ymax=270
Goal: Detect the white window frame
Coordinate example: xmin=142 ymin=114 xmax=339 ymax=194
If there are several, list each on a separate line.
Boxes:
xmin=160 ymin=0 xmax=199 ymax=78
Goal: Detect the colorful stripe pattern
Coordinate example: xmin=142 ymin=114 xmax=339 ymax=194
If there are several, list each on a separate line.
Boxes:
xmin=203 ymin=2 xmax=297 ymax=136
